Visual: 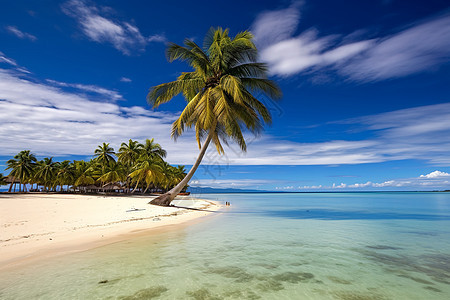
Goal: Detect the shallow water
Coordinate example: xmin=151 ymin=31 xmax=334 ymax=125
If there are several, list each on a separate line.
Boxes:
xmin=1 ymin=192 xmax=450 ymax=299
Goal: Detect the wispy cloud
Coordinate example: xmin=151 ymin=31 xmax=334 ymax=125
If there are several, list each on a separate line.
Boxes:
xmin=1 ymin=52 xmax=450 ymax=170
xmin=46 ymin=79 xmax=123 ymax=101
xmin=0 ymin=51 xmax=18 ymax=66
xmin=5 ymin=26 xmax=37 ymax=41
xmin=120 ymin=77 xmax=132 ymax=83
xmin=252 ymin=2 xmax=302 ymax=48
xmin=61 ymin=0 xmax=164 ymax=55
xmin=147 ymin=34 xmax=167 ymax=43
xmin=253 ymin=5 xmax=450 ymax=81
xmin=298 ymin=171 xmax=450 ymax=190
xmin=341 ymin=13 xmax=450 ymax=81
xmin=344 ymin=170 xmax=450 ymax=189
xmin=0 ymin=56 xmax=202 ymax=164
xmin=0 ymin=51 xmax=31 ymax=74
xmin=217 ymin=101 xmax=450 ymax=166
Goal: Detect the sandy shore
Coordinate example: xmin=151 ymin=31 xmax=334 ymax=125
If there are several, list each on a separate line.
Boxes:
xmin=0 ymin=193 xmax=220 ymax=270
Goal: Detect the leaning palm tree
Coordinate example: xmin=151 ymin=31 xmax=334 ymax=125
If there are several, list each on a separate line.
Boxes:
xmin=147 ymin=27 xmax=281 ymax=206
xmin=6 ymin=150 xmax=37 ymax=192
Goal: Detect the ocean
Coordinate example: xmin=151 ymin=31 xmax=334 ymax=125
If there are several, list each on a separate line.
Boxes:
xmin=1 ymin=192 xmax=449 ymax=299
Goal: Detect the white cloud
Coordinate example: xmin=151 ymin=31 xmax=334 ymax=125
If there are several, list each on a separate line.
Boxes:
xmin=260 ymin=29 xmax=373 ymax=76
xmin=342 ymin=13 xmax=450 ymax=81
xmin=420 ymin=170 xmax=450 ymax=178
xmin=0 ymin=66 xmax=202 ymax=165
xmin=0 ymin=51 xmax=17 ymax=66
xmin=147 ymin=34 xmax=167 ymax=43
xmin=275 ymin=185 xmax=295 ymax=190
xmin=334 ymin=171 xmax=450 ymax=189
xmin=5 ymin=26 xmax=37 ymax=41
xmin=252 ymin=2 xmax=302 ymax=48
xmin=296 ymin=171 xmax=450 ymax=190
xmin=1 ymin=52 xmax=450 ymax=171
xmin=347 ymin=181 xmax=372 ymax=188
xmin=299 ymin=185 xmax=322 ymax=189
xmin=253 ymin=5 xmax=450 ymax=81
xmin=46 ymin=79 xmax=123 ymax=101
xmin=332 ymin=183 xmax=347 ymax=189
xmin=120 ymin=77 xmax=132 ymax=82
xmin=61 ymin=0 xmax=164 ymax=55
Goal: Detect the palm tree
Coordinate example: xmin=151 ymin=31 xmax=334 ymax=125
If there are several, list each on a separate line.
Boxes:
xmin=34 ymin=157 xmax=59 ymax=191
xmin=0 ymin=173 xmax=7 ymax=186
xmin=73 ymin=160 xmax=96 ymax=188
xmin=147 ymin=27 xmax=281 ymax=205
xmin=6 ymin=150 xmax=37 ymax=192
xmin=118 ymin=139 xmax=143 ymax=166
xmin=118 ymin=139 xmax=143 ymax=192
xmin=94 ymin=143 xmax=116 ymax=168
xmin=141 ymin=138 xmax=167 ymax=160
xmin=173 ymin=165 xmax=187 ymax=191
xmin=56 ymin=160 xmax=75 ymax=191
xmin=98 ymin=161 xmax=127 ymax=186
xmin=129 ymin=157 xmax=163 ymax=193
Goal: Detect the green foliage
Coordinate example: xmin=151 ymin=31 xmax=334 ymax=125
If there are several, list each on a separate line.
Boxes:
xmin=147 ymin=27 xmax=281 ymax=154
xmin=6 ymin=150 xmax=37 ymax=191
xmin=94 ymin=142 xmax=116 ymax=166
xmin=0 ymin=173 xmax=7 ymax=186
xmin=4 ymin=139 xmax=187 ymax=193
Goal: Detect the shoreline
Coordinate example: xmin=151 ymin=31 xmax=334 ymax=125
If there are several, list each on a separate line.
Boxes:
xmin=0 ymin=194 xmax=221 ymax=271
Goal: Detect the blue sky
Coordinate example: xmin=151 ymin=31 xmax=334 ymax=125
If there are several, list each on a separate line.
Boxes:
xmin=1 ymin=0 xmax=450 ymax=191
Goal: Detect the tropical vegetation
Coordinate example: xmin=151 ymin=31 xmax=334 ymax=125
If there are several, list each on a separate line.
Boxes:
xmin=3 ymin=139 xmax=187 ymax=194
xmin=0 ymin=173 xmax=7 ymax=186
xmin=147 ymin=27 xmax=281 ymax=206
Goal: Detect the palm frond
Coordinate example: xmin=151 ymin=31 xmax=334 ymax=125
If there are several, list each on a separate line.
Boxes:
xmin=241 ymin=78 xmax=282 ymax=99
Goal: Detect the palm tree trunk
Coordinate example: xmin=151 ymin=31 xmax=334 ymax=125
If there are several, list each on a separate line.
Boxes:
xmin=8 ymin=176 xmax=16 ymax=193
xmin=131 ymin=180 xmax=140 ymax=194
xmin=149 ymin=132 xmax=213 ymax=206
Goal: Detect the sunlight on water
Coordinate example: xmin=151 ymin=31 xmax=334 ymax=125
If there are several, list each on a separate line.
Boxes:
xmin=1 ymin=192 xmax=449 ymax=299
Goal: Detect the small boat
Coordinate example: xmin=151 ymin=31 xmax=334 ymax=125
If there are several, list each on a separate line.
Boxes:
xmin=178 ymin=192 xmax=190 ymax=196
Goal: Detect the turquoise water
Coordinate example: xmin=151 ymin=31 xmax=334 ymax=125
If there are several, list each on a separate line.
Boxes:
xmin=1 ymin=192 xmax=450 ymax=299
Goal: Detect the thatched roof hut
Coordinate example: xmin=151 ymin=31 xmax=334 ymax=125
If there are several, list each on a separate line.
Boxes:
xmin=5 ymin=176 xmax=20 ymax=184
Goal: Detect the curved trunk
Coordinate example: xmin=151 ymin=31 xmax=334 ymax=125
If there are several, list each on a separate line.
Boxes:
xmin=131 ymin=180 xmax=140 ymax=194
xmin=8 ymin=176 xmax=16 ymax=193
xmin=149 ymin=132 xmax=213 ymax=206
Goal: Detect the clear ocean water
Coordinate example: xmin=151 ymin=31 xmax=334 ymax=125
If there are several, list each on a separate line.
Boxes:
xmin=1 ymin=192 xmax=450 ymax=299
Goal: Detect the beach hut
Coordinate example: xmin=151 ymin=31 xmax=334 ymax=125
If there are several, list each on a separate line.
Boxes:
xmin=5 ymin=176 xmax=21 ymax=192
xmin=102 ymin=183 xmax=125 ymax=193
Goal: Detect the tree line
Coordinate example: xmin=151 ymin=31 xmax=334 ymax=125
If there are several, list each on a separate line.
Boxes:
xmin=2 ymin=138 xmax=187 ymax=194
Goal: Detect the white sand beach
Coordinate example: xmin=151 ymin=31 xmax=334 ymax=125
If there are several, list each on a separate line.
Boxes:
xmin=0 ymin=193 xmax=219 ymax=270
